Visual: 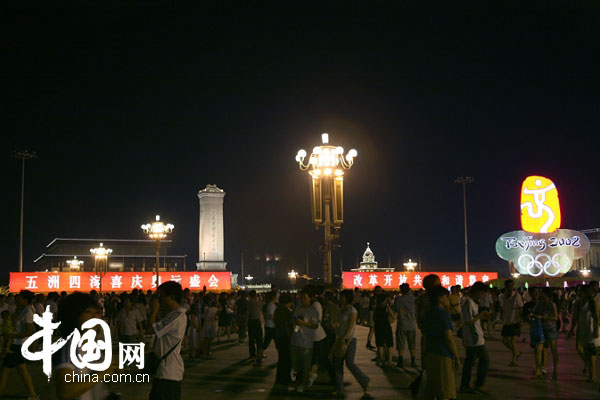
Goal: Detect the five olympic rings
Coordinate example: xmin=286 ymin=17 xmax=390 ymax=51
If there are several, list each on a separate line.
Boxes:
xmin=518 ymin=253 xmax=570 ymax=277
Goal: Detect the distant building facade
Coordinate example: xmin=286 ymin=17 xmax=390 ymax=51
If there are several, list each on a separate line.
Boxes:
xmin=351 ymin=243 xmax=395 ymax=273
xmin=576 ymin=228 xmax=600 ymax=270
xmin=34 ymin=238 xmax=187 ymax=272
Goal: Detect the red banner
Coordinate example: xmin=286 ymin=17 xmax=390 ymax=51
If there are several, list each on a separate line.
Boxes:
xmin=342 ymin=272 xmax=498 ymax=290
xmin=10 ymin=271 xmax=232 ymax=293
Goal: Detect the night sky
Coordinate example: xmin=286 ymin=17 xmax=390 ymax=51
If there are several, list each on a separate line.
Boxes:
xmin=3 ymin=5 xmax=600 ymax=283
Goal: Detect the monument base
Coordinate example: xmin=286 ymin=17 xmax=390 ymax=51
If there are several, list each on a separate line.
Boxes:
xmin=196 ymin=261 xmax=227 ymax=271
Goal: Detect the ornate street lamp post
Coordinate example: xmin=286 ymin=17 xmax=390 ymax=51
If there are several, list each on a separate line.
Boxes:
xmin=141 ymin=215 xmax=174 ymax=288
xmin=288 ymin=269 xmax=298 ymax=290
xmin=90 ymin=243 xmax=112 ymax=293
xmin=295 ymin=133 xmax=357 ymax=283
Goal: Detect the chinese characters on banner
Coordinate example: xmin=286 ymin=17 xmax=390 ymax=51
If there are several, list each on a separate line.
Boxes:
xmin=10 ymin=271 xmax=232 ymax=293
xmin=342 ymin=272 xmax=498 ymax=290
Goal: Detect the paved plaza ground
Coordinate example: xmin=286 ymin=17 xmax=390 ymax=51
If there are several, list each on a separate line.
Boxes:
xmin=3 ymin=324 xmax=599 ymax=400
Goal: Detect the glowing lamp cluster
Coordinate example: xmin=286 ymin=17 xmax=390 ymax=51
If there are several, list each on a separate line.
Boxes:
xmin=90 ymin=243 xmax=112 ymax=259
xmin=141 ymin=215 xmax=174 ymax=240
xmin=66 ymin=256 xmax=84 ymax=271
xmin=496 ymin=176 xmax=590 ymax=278
xmin=403 ymin=259 xmax=418 ymax=272
xmin=295 ymin=133 xmax=357 ymax=178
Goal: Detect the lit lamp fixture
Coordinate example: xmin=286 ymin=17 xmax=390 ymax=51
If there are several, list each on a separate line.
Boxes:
xmin=295 ymin=133 xmax=357 ymax=283
xmin=403 ymin=259 xmax=418 ymax=272
xmin=288 ymin=269 xmax=298 ymax=290
xmin=245 ymin=275 xmax=254 ymax=282
xmin=66 ymin=256 xmax=84 ymax=271
xmin=141 ymin=215 xmax=174 ymax=286
xmin=512 ymin=272 xmax=521 ymax=279
xmin=90 ymin=243 xmax=112 ymax=292
xmin=581 ymin=268 xmax=591 ymax=277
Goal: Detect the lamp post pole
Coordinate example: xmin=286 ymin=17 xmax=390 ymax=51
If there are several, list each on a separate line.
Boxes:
xmin=295 ymin=133 xmax=357 ymax=284
xmin=455 ymin=177 xmax=474 ymax=273
xmin=155 ymin=239 xmax=161 ymax=285
xmin=13 ymin=150 xmax=37 ymax=272
xmin=91 ymin=243 xmax=112 ymax=294
xmin=288 ymin=269 xmax=298 ymax=291
xmin=142 ymin=215 xmax=174 ymax=290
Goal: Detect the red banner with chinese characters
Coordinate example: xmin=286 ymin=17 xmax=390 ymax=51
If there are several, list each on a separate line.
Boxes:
xmin=342 ymin=272 xmax=498 ymax=290
xmin=9 ymin=271 xmax=232 ymax=293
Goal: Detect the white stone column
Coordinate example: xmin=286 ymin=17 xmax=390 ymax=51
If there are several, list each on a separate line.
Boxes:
xmin=196 ymin=184 xmax=227 ymax=271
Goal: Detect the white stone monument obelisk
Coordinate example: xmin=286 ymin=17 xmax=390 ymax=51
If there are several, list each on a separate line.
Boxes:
xmin=197 ymin=184 xmax=227 ymax=271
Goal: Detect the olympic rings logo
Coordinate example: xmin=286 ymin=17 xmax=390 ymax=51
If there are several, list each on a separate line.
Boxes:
xmin=518 ymin=253 xmax=570 ymax=277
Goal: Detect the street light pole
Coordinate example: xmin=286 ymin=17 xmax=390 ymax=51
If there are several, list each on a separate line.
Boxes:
xmin=13 ymin=150 xmax=37 ymax=272
xmin=91 ymin=243 xmax=112 ymax=294
xmin=142 ymin=215 xmax=174 ymax=289
xmin=454 ymin=177 xmax=474 ymax=273
xmin=295 ymin=133 xmax=357 ymax=284
xmin=288 ymin=269 xmax=298 ymax=291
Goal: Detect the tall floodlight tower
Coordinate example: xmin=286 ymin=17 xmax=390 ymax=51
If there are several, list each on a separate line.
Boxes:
xmin=295 ymin=133 xmax=357 ymax=283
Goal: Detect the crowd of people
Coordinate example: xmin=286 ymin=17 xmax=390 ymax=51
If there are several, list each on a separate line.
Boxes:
xmin=0 ymin=276 xmax=597 ymax=399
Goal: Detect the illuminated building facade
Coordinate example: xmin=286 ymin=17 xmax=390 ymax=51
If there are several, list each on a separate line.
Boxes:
xmin=34 ymin=238 xmax=187 ymax=272
xmin=351 ymin=243 xmax=395 ymax=273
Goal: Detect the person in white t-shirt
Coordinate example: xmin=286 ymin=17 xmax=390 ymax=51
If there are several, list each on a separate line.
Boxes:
xmin=116 ymin=295 xmax=144 ymax=343
xmin=459 ymin=282 xmax=491 ymax=394
xmin=307 ymin=287 xmax=335 ymax=389
xmin=147 ymin=281 xmax=187 ymax=400
xmin=499 ymin=280 xmax=523 ymax=366
xmin=0 ymin=290 xmax=39 ymax=400
xmin=262 ymin=291 xmax=277 ymax=352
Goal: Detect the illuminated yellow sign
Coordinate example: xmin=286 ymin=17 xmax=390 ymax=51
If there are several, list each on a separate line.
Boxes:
xmin=520 ymin=176 xmax=561 ymax=233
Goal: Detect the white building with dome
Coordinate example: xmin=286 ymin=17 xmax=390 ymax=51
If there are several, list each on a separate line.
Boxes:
xmin=351 ymin=242 xmax=395 ymax=272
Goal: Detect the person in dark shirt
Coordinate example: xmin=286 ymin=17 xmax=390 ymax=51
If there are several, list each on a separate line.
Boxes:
xmin=274 ymin=293 xmax=294 ymax=385
xmin=235 ymin=292 xmax=248 ymax=343
xmin=374 ymin=293 xmax=395 ymax=367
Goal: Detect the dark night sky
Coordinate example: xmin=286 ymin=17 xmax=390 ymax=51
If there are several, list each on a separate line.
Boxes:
xmin=2 ymin=4 xmax=600 ymax=283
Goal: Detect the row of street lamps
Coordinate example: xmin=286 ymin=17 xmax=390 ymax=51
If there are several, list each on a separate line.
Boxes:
xmin=62 ymin=215 xmax=174 ymax=292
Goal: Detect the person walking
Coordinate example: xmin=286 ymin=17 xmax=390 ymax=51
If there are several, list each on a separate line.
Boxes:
xmin=374 ymin=293 xmax=395 ymax=367
xmin=499 ymin=279 xmax=523 ymax=366
xmin=274 ymin=293 xmax=294 ymax=385
xmin=394 ymin=283 xmax=417 ymax=369
xmin=201 ymin=294 xmax=218 ymax=360
xmin=333 ymin=290 xmax=370 ymax=397
xmin=575 ymin=284 xmax=600 ymax=383
xmin=307 ymin=286 xmax=335 ymax=388
xmin=531 ymin=287 xmax=559 ymax=380
xmin=235 ymin=291 xmax=248 ymax=343
xmin=422 ymin=286 xmax=461 ymax=400
xmin=247 ymin=291 xmax=264 ymax=364
xmin=290 ymin=287 xmax=319 ymax=392
xmin=0 ymin=291 xmax=39 ymax=400
xmin=147 ymin=281 xmax=187 ymax=400
xmin=262 ymin=291 xmax=277 ymax=352
xmin=459 ymin=282 xmax=491 ymax=393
